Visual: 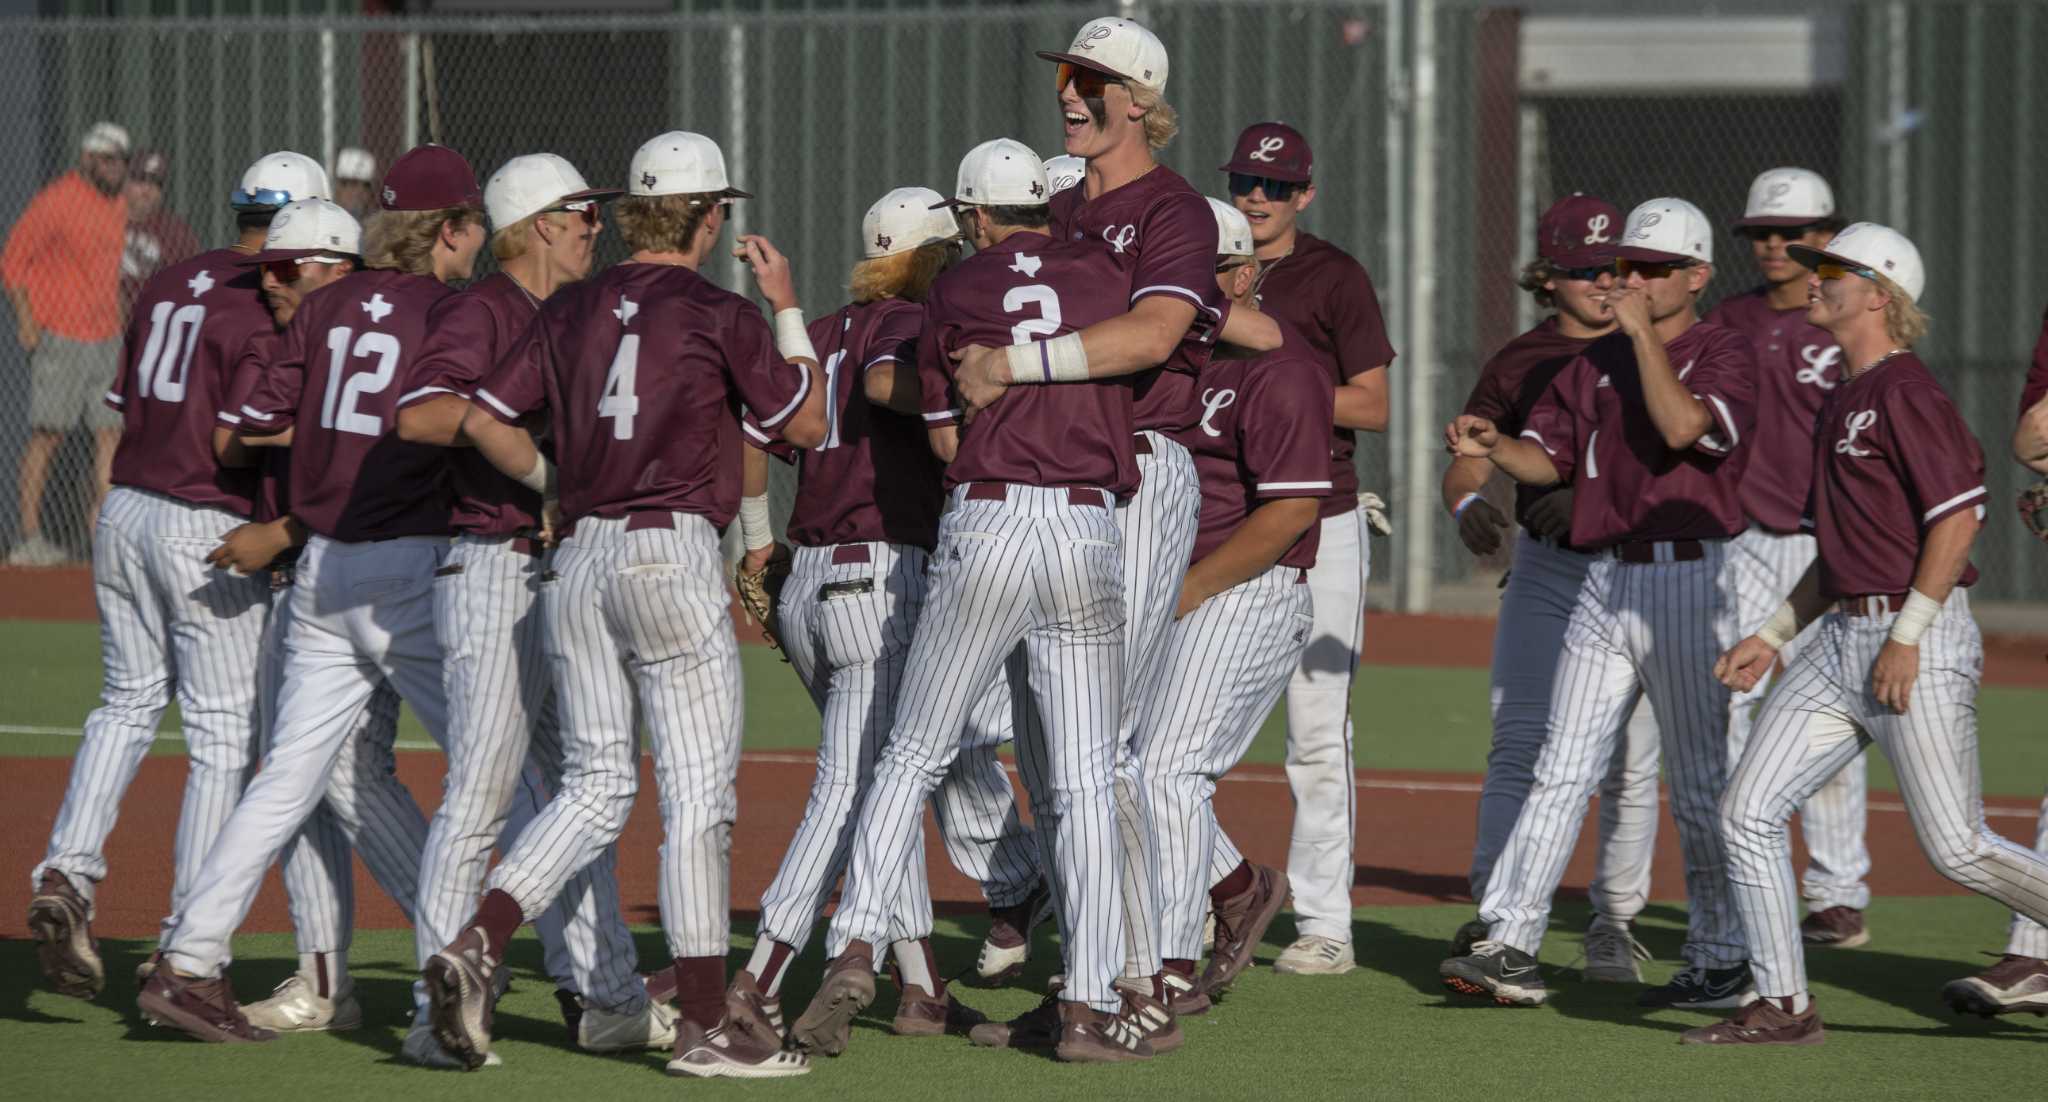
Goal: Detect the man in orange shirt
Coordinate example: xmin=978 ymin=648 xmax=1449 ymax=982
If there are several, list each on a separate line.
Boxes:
xmin=4 ymin=121 xmax=131 ymax=565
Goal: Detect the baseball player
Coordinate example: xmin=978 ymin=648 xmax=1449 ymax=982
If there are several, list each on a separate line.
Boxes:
xmin=1219 ymin=120 xmax=1393 ymax=976
xmin=137 ymin=144 xmax=485 ymax=1046
xmin=426 ymin=131 xmax=824 ymax=1078
xmin=1705 ymin=167 xmax=1873 ymax=949
xmin=26 ymin=151 xmax=317 ymax=1002
xmin=391 ymin=153 xmax=671 ymax=1056
xmin=796 ymin=138 xmax=1155 ymax=1064
xmin=1695 ymin=223 xmax=2048 ymax=1044
xmin=739 ymin=187 xmax=1041 ymax=1042
xmin=1930 ymin=302 xmax=2048 ymax=1019
xmin=1133 ymin=198 xmax=1332 ymax=1006
xmin=1439 ymin=194 xmax=1663 ymax=983
xmin=1439 ymin=197 xmax=1759 ymax=1010
xmin=333 ymin=147 xmax=378 ymax=220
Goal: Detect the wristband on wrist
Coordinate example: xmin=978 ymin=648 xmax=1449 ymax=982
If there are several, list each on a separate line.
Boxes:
xmin=1003 ymin=341 xmax=1042 ymax=384
xmin=772 ymin=307 xmax=816 ymax=364
xmin=515 ymin=454 xmax=554 ymax=495
xmin=1006 ymin=332 xmax=1089 ymax=384
xmin=1887 ymin=588 xmax=1942 ymax=646
xmin=1451 ymin=492 xmax=1480 ymax=519
xmin=1755 ymin=601 xmax=1801 ymax=649
xmin=737 ymin=493 xmax=773 ymax=551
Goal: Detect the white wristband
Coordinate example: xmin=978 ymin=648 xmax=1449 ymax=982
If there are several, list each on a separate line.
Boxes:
xmin=1451 ymin=492 xmax=1480 ymax=519
xmin=515 ymin=453 xmax=553 ymax=495
xmin=1755 ymin=601 xmax=1802 ymax=649
xmin=772 ymin=307 xmax=816 ymax=364
xmin=1887 ymin=589 xmax=1942 ymax=646
xmin=1006 ymin=332 xmax=1089 ymax=384
xmin=737 ymin=493 xmax=773 ymax=551
xmin=1004 ymin=341 xmax=1044 ymax=384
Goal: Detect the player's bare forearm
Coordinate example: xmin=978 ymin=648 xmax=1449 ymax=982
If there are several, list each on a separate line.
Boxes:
xmin=927 ymin=424 xmax=959 ymax=464
xmin=1216 ymin=300 xmax=1282 ymax=353
xmin=1630 ymin=329 xmax=1714 ymax=449
xmin=212 ymin=426 xmax=257 ymax=468
xmin=862 ymin=361 xmax=923 ymax=415
xmin=2014 ymin=396 xmax=2048 ymax=473
xmin=742 ymin=440 xmax=769 ymax=496
xmin=395 ymin=393 xmax=473 ymax=447
xmin=1334 ymin=368 xmax=1389 ymax=432
xmin=1075 ymin=297 xmax=1200 ymax=377
xmin=1179 ymin=497 xmax=1319 ymax=615
xmin=461 ymin=403 xmax=540 ymax=483
xmin=1907 ymin=508 xmax=1981 ymax=605
xmin=1441 ymin=455 xmax=1492 ymax=511
xmin=1489 ymin=437 xmax=1561 ymax=487
xmin=778 ymin=356 xmax=828 ymax=449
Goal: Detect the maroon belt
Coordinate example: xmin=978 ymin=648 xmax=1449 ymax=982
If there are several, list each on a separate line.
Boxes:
xmin=625 ymin=511 xmax=677 ymax=532
xmin=830 ymin=544 xmax=870 ymax=565
xmin=1295 ymin=569 xmax=1308 ymax=584
xmin=1133 ymin=433 xmax=1154 ymax=456
xmin=1840 ymin=592 xmax=1910 ymax=618
xmin=509 ymin=536 xmax=542 ymax=556
xmin=964 ymin=483 xmax=1111 ymax=509
xmin=1612 ymin=539 xmax=1704 ymax=564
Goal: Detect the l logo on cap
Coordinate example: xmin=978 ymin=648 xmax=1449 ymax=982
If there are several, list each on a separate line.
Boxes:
xmin=1249 ymin=136 xmax=1286 ymax=162
xmin=1583 ymin=213 xmax=1612 ymax=244
xmin=381 ymin=187 xmax=396 ymax=204
xmin=1764 ymin=180 xmax=1792 ymax=206
xmin=1627 ymin=212 xmax=1661 ymax=239
xmin=1075 ymin=25 xmax=1114 ymax=49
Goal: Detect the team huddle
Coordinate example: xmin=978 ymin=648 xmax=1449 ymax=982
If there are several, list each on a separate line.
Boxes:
xmin=19 ymin=11 xmax=2048 ymax=1074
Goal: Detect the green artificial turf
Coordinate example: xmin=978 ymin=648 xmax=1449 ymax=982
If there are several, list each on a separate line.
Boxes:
xmin=2 ymin=900 xmax=2040 ymax=1100
xmin=4 ymin=619 xmax=2047 ymax=796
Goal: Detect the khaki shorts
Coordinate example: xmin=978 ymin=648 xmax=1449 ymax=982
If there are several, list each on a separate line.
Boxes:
xmin=29 ymin=334 xmax=122 ymax=432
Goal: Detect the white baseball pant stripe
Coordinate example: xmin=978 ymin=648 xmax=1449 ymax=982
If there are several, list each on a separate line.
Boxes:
xmin=34 ymin=487 xmax=267 ymax=940
xmin=1479 ymin=542 xmax=1746 ymax=968
xmin=418 ymin=534 xmax=643 ymax=1010
xmin=1723 ymin=591 xmax=2048 ymax=996
xmin=487 ymin=513 xmax=740 ymax=961
xmin=1470 ymin=533 xmax=1662 ymax=924
xmin=1136 ymin=565 xmax=1312 ymax=960
xmin=832 ymin=486 xmax=1127 ymax=1012
xmin=1109 ymin=433 xmax=1199 ymax=978
xmin=2006 ymin=791 xmax=2048 ymax=959
xmin=162 ymin=534 xmax=451 ymax=977
xmin=1728 ymin=526 xmax=1871 ymax=912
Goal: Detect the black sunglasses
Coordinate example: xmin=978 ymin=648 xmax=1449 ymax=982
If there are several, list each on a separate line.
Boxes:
xmin=1739 ymin=224 xmax=1820 ymax=242
xmin=1227 ymin=173 xmax=1303 ymax=201
xmin=1552 ymin=263 xmax=1614 ymax=282
xmin=542 ymin=200 xmax=601 ymax=227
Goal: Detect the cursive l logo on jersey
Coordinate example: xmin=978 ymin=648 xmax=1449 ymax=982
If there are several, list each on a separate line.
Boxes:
xmin=1103 ymin=224 xmax=1136 ymax=254
xmin=1795 ymin=345 xmax=1841 ymax=390
xmin=1835 ymin=409 xmax=1877 ymax=457
xmin=1197 ymin=387 xmax=1237 ymax=437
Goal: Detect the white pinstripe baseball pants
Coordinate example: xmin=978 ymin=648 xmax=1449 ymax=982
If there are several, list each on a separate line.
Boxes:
xmin=1470 ymin=533 xmax=1663 ymax=924
xmin=1723 ymin=591 xmax=2048 ymax=996
xmin=2007 ymin=792 xmax=2048 ymax=959
xmin=34 ymin=488 xmax=268 ymax=939
xmin=1478 ymin=542 xmax=1747 ymax=968
xmin=162 ymin=534 xmax=451 ymax=977
xmin=830 ymin=486 xmax=1127 ymax=1012
xmin=1728 ymin=526 xmax=1871 ymax=912
xmin=1136 ymin=565 xmax=1313 ymax=960
xmin=487 ymin=513 xmax=740 ymax=961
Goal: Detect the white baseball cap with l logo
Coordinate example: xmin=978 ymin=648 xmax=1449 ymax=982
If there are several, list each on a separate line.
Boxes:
xmin=1787 ymin=222 xmax=1925 ymax=301
xmin=1043 ymin=155 xmax=1086 ymax=197
xmin=1209 ymin=197 xmax=1252 ymax=258
xmin=862 ymin=187 xmax=960 ymax=259
xmin=485 ymin=153 xmax=621 ymax=229
xmin=931 ymin=138 xmax=1051 ymax=209
xmin=1617 ymin=197 xmax=1714 ymax=265
xmin=628 ymin=131 xmax=752 ymax=200
xmin=1036 ymin=16 xmax=1171 ymax=92
xmin=1735 ymin=167 xmax=1836 ymax=229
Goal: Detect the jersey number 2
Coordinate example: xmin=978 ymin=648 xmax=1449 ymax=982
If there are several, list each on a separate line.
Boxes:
xmin=319 ymin=326 xmax=402 ymax=437
xmin=1003 ymin=284 xmax=1063 ymax=344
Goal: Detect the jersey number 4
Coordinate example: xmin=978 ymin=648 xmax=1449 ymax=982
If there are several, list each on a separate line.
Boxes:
xmin=133 ymin=301 xmax=206 ymax=403
xmin=319 ymin=326 xmax=402 ymax=437
xmin=599 ymin=334 xmax=641 ymax=441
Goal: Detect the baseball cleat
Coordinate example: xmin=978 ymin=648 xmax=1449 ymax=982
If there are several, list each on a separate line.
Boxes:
xmin=890 ymin=978 xmax=987 ymax=1037
xmin=1112 ymin=983 xmax=1182 ymax=1054
xmin=1800 ymin=906 xmax=1871 ymax=949
xmin=1940 ymin=954 xmax=2048 ymax=1018
xmin=1577 ymin=917 xmax=1652 ymax=983
xmin=1680 ymin=997 xmax=1825 ymax=1046
xmin=403 ymin=1023 xmax=502 ymax=1069
xmin=791 ymin=942 xmax=876 ymax=1056
xmin=1638 ymin=963 xmax=1755 ymax=1010
xmin=1198 ymin=864 xmax=1289 ymax=996
xmin=242 ymin=973 xmax=363 ymax=1033
xmin=970 ymin=988 xmax=1063 ymax=1049
xmin=667 ymin=972 xmax=810 ymax=1079
xmin=976 ymin=879 xmax=1054 ymax=983
xmin=1440 ymin=941 xmax=1548 ymax=1007
xmin=134 ymin=951 xmax=162 ymax=985
xmin=1273 ymin=934 xmax=1358 ymax=976
xmin=28 ymin=870 xmax=103 ymax=1000
xmin=1135 ymin=969 xmax=1212 ymax=1017
xmin=1448 ymin=915 xmax=1490 ymax=959
xmin=577 ymin=996 xmax=679 ymax=1052
xmin=138 ymin=968 xmax=276 ymax=1043
xmin=1053 ymin=1000 xmax=1153 ymax=1064
xmin=423 ymin=926 xmax=501 ymax=1071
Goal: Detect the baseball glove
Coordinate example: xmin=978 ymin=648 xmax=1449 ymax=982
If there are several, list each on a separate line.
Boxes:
xmin=735 ymin=545 xmax=793 ymax=653
xmin=2020 ymin=479 xmax=2048 ymax=543
xmin=1360 ymin=491 xmax=1393 ymax=537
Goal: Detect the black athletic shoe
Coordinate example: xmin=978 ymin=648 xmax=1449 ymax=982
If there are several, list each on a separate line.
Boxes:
xmin=1440 ymin=941 xmax=1547 ymax=1007
xmin=1638 ymin=963 xmax=1755 ymax=1010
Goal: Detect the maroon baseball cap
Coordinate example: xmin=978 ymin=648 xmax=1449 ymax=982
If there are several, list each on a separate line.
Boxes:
xmin=379 ymin=144 xmax=483 ymax=212
xmin=129 ymin=149 xmax=169 ymax=185
xmin=1219 ymin=122 xmax=1312 ymax=184
xmin=1537 ymin=193 xmax=1624 ymax=268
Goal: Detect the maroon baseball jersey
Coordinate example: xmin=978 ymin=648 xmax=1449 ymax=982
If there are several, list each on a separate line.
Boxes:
xmin=397 ymin=272 xmax=542 ymax=537
xmin=220 ymin=331 xmax=294 ymax=524
xmin=918 ymin=231 xmax=1139 ymax=496
xmin=1049 ymin=163 xmax=1225 ymax=434
xmin=104 ymin=248 xmax=272 ymax=516
xmin=1171 ymin=326 xmax=1334 ymax=570
xmin=2024 ymin=305 xmax=2048 ymax=413
xmin=476 ymin=262 xmax=812 ymax=527
xmin=1706 ymin=288 xmax=1841 ymax=533
xmin=1806 ymin=353 xmax=1982 ymax=598
xmin=773 ymin=298 xmax=944 ymax=549
xmin=1520 ymin=321 xmax=1758 ymax=548
xmin=1252 ymin=231 xmax=1397 ymax=518
xmin=237 ymin=269 xmax=456 ymax=541
xmin=1460 ymin=317 xmax=1597 ymax=542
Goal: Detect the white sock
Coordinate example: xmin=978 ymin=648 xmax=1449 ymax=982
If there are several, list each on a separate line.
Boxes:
xmin=891 ymin=939 xmax=936 ymax=995
xmin=1768 ymin=992 xmax=1811 ymax=1014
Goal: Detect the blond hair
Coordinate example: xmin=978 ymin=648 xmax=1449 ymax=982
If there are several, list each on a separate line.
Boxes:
xmin=362 ymin=207 xmax=479 ymax=276
xmin=490 ymin=209 xmax=575 ymax=263
xmin=614 ymin=192 xmax=722 ymax=255
xmin=1128 ymin=83 xmax=1179 ymax=151
xmin=1517 ymin=258 xmax=1558 ymax=309
xmin=848 ymin=240 xmax=956 ymax=305
xmin=1876 ymin=273 xmax=1930 ymax=345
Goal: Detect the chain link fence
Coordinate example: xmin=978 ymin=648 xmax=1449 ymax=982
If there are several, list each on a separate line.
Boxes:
xmin=0 ymin=2 xmax=2040 ymax=616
